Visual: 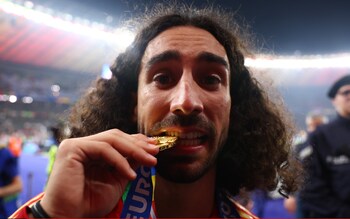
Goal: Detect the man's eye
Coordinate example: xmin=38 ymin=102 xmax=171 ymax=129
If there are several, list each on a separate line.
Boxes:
xmin=202 ymin=75 xmax=221 ymax=86
xmin=153 ymin=73 xmax=172 ymax=86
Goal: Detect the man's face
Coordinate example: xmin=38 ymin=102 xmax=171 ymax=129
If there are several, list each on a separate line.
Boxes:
xmin=332 ymin=84 xmax=350 ymax=118
xmin=136 ymin=26 xmax=231 ymax=183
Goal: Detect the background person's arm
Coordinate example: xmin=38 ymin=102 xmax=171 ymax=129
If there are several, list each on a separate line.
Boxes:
xmin=0 ymin=175 xmax=22 ymax=197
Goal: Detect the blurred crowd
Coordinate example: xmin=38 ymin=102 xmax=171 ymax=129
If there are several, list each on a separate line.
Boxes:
xmin=2 ymin=73 xmax=350 ymax=218
xmin=0 ymin=120 xmax=61 ymax=218
xmin=0 ymin=121 xmax=54 ymax=155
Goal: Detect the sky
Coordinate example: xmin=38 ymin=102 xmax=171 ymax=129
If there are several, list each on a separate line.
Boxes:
xmin=30 ymin=0 xmax=350 ymax=55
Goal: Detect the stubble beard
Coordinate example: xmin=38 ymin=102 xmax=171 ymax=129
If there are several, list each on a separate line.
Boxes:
xmin=138 ymin=114 xmax=229 ymax=184
xmin=155 ymin=131 xmax=227 ymax=184
xmin=155 ymin=149 xmax=218 ymax=183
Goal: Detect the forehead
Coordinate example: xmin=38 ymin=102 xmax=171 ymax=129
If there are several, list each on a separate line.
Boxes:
xmin=142 ymin=26 xmax=228 ymax=62
xmin=338 ymin=84 xmax=350 ymax=92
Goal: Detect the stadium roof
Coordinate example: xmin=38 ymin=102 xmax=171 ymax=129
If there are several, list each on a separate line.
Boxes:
xmin=1 ymin=0 xmax=350 ymax=80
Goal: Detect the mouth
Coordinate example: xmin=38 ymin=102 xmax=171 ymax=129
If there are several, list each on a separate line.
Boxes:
xmin=155 ymin=130 xmax=207 ymax=147
xmin=151 ymin=136 xmax=178 ymax=151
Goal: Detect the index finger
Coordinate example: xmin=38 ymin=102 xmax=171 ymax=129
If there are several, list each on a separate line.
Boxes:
xmin=83 ymin=129 xmax=159 ymax=156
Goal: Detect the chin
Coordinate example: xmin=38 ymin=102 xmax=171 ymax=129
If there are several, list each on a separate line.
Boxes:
xmin=155 ymin=155 xmax=214 ymax=183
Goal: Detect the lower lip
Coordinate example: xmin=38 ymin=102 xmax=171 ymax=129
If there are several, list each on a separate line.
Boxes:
xmin=170 ymin=139 xmax=207 ymax=154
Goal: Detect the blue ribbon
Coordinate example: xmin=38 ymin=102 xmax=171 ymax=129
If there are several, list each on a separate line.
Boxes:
xmin=120 ymin=166 xmax=153 ymax=218
xmin=216 ymin=189 xmax=241 ymax=218
xmin=121 ymin=166 xmax=239 ymax=218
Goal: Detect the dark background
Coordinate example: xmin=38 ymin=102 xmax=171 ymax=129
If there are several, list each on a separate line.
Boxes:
xmin=30 ymin=0 xmax=350 ymax=55
xmin=1 ymin=0 xmax=350 ymax=129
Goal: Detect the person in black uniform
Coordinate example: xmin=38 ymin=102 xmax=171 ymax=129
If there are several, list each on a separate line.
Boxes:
xmin=284 ymin=113 xmax=328 ymax=217
xmin=300 ymin=74 xmax=350 ymax=217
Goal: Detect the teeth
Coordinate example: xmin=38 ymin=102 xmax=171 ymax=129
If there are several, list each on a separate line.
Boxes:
xmin=180 ymin=132 xmax=202 ymax=139
xmin=167 ymin=132 xmax=179 ymax=137
xmin=164 ymin=132 xmax=203 ymax=139
xmin=177 ymin=139 xmax=202 ymax=146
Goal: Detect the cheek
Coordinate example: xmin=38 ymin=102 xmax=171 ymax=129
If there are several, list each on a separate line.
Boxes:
xmin=206 ymin=94 xmax=231 ymax=126
xmin=219 ymin=98 xmax=231 ymax=127
xmin=137 ymin=88 xmax=170 ymax=124
xmin=140 ymin=88 xmax=169 ymax=108
xmin=332 ymin=98 xmax=342 ymax=109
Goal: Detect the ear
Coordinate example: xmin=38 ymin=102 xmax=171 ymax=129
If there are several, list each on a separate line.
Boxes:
xmin=331 ymin=98 xmax=337 ymax=108
xmin=132 ymin=92 xmax=138 ymax=123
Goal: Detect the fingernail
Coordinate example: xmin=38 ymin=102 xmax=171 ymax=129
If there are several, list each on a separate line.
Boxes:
xmin=148 ymin=143 xmax=157 ymax=148
xmin=146 ymin=153 xmax=156 ymax=160
xmin=130 ymin=169 xmax=137 ymax=178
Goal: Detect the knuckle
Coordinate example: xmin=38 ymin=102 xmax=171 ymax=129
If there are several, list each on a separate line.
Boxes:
xmin=109 ymin=128 xmax=122 ymax=135
xmin=59 ymin=139 xmax=72 ymax=150
xmin=136 ymin=139 xmax=147 ymax=147
xmin=58 ymin=138 xmax=79 ymax=154
xmin=133 ymin=133 xmax=144 ymax=138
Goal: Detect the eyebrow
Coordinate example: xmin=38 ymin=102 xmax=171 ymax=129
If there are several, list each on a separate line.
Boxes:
xmin=145 ymin=50 xmax=181 ymax=71
xmin=144 ymin=50 xmax=229 ymax=71
xmin=196 ymin=52 xmax=229 ymax=70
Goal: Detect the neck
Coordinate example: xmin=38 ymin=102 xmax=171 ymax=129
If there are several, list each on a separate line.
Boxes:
xmin=154 ymin=166 xmax=216 ymax=218
xmin=339 ymin=113 xmax=350 ymax=119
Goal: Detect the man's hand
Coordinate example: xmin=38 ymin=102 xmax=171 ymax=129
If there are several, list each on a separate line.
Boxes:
xmin=40 ymin=129 xmax=159 ymax=217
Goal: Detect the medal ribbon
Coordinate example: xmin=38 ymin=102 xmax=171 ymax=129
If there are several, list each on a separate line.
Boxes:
xmin=120 ymin=166 xmax=155 ymax=218
xmin=216 ymin=189 xmax=241 ymax=218
xmin=120 ymin=166 xmax=239 ymax=218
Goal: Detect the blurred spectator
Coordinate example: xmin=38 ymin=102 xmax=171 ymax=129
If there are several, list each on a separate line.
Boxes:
xmin=284 ymin=112 xmax=328 ymax=217
xmin=46 ymin=124 xmax=63 ymax=178
xmin=21 ymin=140 xmax=40 ymax=155
xmin=300 ymin=74 xmax=350 ymax=217
xmin=0 ymin=137 xmax=23 ymax=218
xmin=8 ymin=132 xmax=22 ymax=158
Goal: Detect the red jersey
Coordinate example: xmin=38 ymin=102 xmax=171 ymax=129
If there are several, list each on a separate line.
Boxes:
xmin=11 ymin=192 xmax=258 ymax=218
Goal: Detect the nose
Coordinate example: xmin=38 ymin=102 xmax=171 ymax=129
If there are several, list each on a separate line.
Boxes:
xmin=170 ymin=76 xmax=204 ymax=116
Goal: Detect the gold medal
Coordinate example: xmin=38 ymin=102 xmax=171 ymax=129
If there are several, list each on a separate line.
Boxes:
xmin=152 ymin=136 xmax=177 ymax=151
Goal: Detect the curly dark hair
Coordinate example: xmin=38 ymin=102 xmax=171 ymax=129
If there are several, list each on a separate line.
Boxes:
xmin=67 ymin=4 xmax=302 ymax=197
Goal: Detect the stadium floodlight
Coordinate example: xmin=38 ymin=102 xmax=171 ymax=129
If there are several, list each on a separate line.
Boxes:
xmin=9 ymin=95 xmax=17 ymax=103
xmin=245 ymin=54 xmax=350 ymax=69
xmin=0 ymin=0 xmax=135 ymax=52
xmin=0 ymin=94 xmax=10 ymax=102
xmin=23 ymin=0 xmax=33 ymax=9
xmin=2 ymin=0 xmax=350 ymax=69
xmin=22 ymin=96 xmax=33 ymax=104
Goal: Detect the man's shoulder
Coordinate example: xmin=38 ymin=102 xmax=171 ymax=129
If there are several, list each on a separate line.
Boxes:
xmin=310 ymin=120 xmax=334 ymax=138
xmin=0 ymin=147 xmax=10 ymax=155
xmin=310 ymin=116 xmax=347 ymax=139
